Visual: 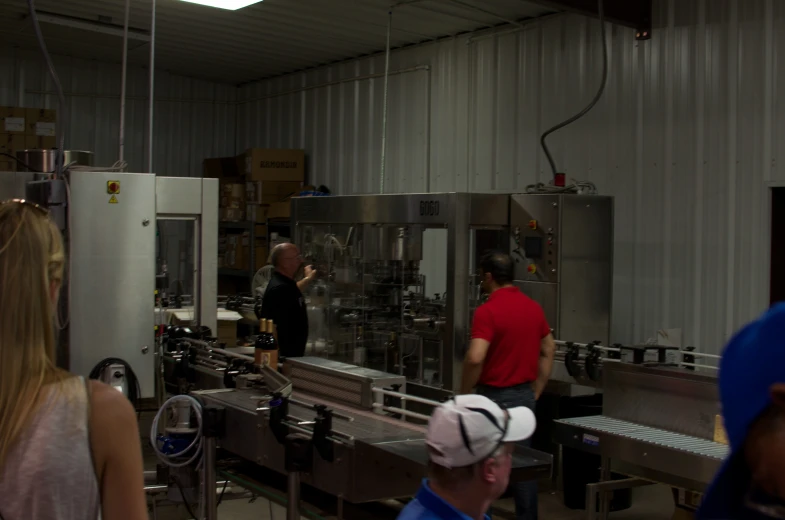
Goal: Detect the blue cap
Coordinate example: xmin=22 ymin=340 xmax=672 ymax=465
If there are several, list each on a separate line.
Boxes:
xmin=698 ymin=303 xmax=785 ymax=518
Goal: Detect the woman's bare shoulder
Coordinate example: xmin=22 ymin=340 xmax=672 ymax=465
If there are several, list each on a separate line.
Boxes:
xmin=87 ymin=380 xmax=137 ymax=426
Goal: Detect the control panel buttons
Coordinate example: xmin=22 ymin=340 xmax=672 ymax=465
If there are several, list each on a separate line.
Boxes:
xmin=528 ymin=220 xmax=537 ymax=230
xmin=527 ymin=264 xmax=537 ymax=274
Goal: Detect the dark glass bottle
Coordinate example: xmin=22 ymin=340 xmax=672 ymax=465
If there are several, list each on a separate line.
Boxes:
xmin=254 ymin=319 xmax=268 ymax=366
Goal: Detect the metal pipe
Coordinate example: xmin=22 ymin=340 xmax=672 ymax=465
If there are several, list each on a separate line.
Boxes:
xmin=373 ymin=387 xmax=440 ymax=407
xmin=379 ymin=8 xmax=393 ymax=194
xmin=147 ymin=0 xmax=156 ymax=173
xmin=119 ymin=0 xmax=130 ymax=162
xmin=15 ymin=61 xmax=24 ymax=107
xmin=287 ymin=472 xmax=301 ymax=520
xmin=424 ymin=64 xmax=431 ymax=192
xmin=203 ymin=436 xmax=218 ymax=520
xmin=372 ymin=402 xmax=431 ymax=422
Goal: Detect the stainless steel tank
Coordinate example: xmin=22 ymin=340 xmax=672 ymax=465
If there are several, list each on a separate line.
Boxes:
xmin=16 ymin=150 xmax=94 ymax=173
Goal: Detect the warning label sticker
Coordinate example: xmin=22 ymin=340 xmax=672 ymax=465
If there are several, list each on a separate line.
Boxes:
xmin=109 ymin=195 xmax=118 ymax=204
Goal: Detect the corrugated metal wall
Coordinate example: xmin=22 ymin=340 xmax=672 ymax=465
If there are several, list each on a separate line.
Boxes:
xmin=0 ymin=47 xmax=237 ymax=175
xmin=239 ymin=0 xmax=783 ymax=354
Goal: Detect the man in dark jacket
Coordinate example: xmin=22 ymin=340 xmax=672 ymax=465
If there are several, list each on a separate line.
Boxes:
xmin=260 ymin=243 xmax=316 ymax=357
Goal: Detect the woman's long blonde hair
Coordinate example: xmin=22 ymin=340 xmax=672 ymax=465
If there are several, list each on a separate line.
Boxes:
xmin=0 ymin=201 xmax=66 ymax=467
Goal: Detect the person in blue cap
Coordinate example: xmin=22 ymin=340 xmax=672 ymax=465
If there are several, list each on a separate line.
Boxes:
xmin=698 ymin=304 xmax=785 ymax=519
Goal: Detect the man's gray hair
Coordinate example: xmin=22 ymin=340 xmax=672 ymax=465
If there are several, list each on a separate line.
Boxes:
xmin=269 ymin=243 xmax=288 ymax=268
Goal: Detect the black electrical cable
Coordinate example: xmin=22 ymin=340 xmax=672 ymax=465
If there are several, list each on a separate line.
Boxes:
xmin=27 ymin=0 xmax=66 ymax=178
xmin=88 ymin=357 xmax=142 ymax=413
xmin=217 ymin=479 xmax=229 ymax=506
xmin=173 ymin=477 xmax=199 ymax=520
xmin=0 ymin=152 xmax=48 ymax=174
xmin=539 ymin=0 xmax=609 ymax=180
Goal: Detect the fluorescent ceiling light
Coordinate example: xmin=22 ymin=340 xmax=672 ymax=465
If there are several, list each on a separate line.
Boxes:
xmin=179 ymin=0 xmax=263 ymax=10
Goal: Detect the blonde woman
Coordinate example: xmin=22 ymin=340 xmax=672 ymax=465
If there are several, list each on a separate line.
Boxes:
xmin=0 ymin=200 xmax=147 ymax=520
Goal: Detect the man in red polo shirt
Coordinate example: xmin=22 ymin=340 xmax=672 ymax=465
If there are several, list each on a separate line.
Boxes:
xmin=460 ymin=251 xmax=556 ymax=520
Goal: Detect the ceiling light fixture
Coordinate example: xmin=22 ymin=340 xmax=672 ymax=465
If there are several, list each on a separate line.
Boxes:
xmin=178 ymin=0 xmax=263 ymax=10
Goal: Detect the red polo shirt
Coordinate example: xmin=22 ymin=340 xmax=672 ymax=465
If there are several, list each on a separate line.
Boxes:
xmin=471 ymin=286 xmax=551 ymax=387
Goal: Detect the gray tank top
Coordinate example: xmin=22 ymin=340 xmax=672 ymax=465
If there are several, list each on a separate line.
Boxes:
xmin=0 ymin=376 xmax=101 ymax=520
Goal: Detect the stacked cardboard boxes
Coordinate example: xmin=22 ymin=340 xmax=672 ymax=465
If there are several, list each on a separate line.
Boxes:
xmin=206 ymin=148 xmax=304 ymax=274
xmin=204 ymin=148 xmax=305 ymax=220
xmin=220 ymin=183 xmax=246 ymax=222
xmin=0 ymin=106 xmax=57 ymax=172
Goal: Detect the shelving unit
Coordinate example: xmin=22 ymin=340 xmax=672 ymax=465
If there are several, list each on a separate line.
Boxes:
xmin=218 ymin=210 xmax=259 ymax=289
xmin=266 ymin=217 xmax=291 ymax=245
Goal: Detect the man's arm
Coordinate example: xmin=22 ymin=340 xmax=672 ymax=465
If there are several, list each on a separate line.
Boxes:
xmin=297 ymin=265 xmax=316 ymax=292
xmin=533 ymin=333 xmax=556 ymax=400
xmin=461 ymin=338 xmax=490 ymax=394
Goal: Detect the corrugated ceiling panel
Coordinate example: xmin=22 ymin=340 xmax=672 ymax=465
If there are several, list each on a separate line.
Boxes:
xmin=0 ymin=0 xmax=555 ymax=83
xmin=241 ymin=0 xmax=778 ymax=354
xmin=0 ymin=47 xmax=236 ymax=175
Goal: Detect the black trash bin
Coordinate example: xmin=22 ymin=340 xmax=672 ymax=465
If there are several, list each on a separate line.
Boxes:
xmin=560 ymin=395 xmax=632 ymax=512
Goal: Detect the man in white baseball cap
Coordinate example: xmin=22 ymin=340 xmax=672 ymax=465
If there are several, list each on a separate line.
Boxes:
xmin=397 ymin=394 xmax=537 ymax=520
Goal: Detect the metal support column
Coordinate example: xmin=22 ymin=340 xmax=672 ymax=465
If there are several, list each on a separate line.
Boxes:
xmin=287 ymin=471 xmax=301 ymax=520
xmin=202 ymin=405 xmax=225 ymax=520
xmin=203 ymin=436 xmax=217 ymax=519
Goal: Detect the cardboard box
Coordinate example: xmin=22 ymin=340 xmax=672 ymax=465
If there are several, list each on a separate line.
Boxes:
xmin=251 ymin=204 xmax=268 ymax=223
xmin=1 ymin=107 xmax=26 ymax=134
xmin=220 ymin=208 xmax=245 ymax=222
xmin=24 ymin=135 xmax=56 ymax=150
xmin=266 ymin=200 xmax=291 ymax=220
xmin=246 ymin=180 xmax=302 ymax=205
xmin=25 ymin=108 xmax=56 ymax=136
xmin=243 ymin=148 xmax=305 ymax=182
xmin=217 ymin=319 xmax=238 ymax=347
xmin=220 ymin=183 xmax=246 ymax=209
xmin=0 ymin=133 xmax=26 ymax=156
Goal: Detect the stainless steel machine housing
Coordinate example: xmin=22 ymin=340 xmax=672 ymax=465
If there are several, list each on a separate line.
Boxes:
xmin=510 ymin=194 xmax=614 ymax=346
xmin=0 ymin=170 xmax=219 ymax=398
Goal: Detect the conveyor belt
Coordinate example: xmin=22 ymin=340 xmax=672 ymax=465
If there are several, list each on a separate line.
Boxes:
xmin=557 ymin=415 xmax=729 ymax=459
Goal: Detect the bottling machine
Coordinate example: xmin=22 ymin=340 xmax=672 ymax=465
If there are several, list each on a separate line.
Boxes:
xmin=290 ymin=192 xmax=615 ymax=394
xmin=291 ymin=193 xmax=511 ymax=393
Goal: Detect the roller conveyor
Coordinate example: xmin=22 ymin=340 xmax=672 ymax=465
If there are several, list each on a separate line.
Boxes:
xmin=557 ymin=416 xmax=728 ymax=459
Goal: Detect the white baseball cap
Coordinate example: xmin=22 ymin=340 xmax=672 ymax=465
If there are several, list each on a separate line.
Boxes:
xmin=426 ymin=394 xmax=537 ymax=469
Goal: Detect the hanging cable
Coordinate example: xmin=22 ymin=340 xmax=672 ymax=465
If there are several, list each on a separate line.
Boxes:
xmin=150 ymin=394 xmax=204 ymax=469
xmin=539 ymin=0 xmax=608 ymax=186
xmin=26 ymin=0 xmax=66 ymax=178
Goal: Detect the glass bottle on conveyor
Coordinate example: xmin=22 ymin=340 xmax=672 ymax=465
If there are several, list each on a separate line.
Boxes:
xmin=254 ymin=319 xmax=268 ymax=366
xmin=260 ymin=320 xmax=279 ymax=368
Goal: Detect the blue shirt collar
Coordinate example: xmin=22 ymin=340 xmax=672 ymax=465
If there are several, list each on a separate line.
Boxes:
xmin=415 ymin=479 xmax=491 ymax=520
